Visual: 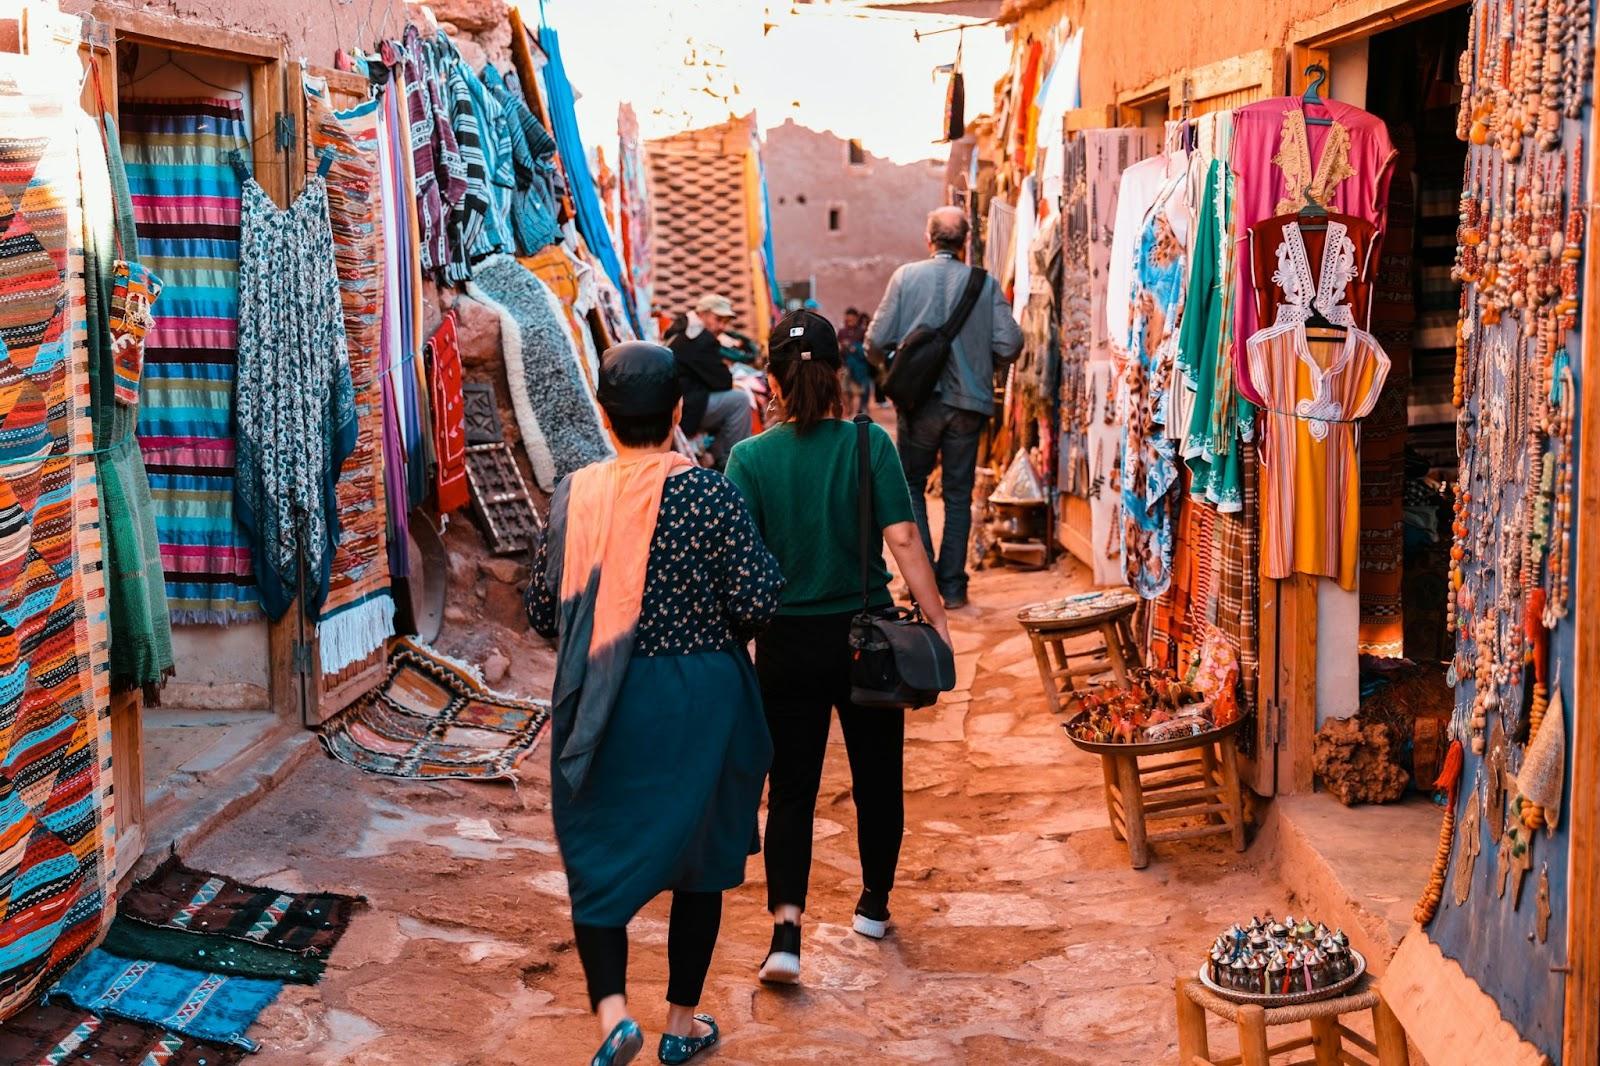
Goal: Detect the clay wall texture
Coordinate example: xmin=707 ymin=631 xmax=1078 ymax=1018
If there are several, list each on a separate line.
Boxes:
xmin=765 ymin=118 xmax=945 ymax=321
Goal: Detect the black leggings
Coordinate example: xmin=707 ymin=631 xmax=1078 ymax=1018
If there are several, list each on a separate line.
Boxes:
xmin=572 ymin=891 xmax=723 ymax=1012
xmin=755 ymin=612 xmax=905 ymax=913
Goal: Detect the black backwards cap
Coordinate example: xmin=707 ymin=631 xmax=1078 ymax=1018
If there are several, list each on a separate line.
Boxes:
xmin=768 ymin=309 xmax=840 ymax=368
xmin=597 ymin=342 xmax=681 ymax=417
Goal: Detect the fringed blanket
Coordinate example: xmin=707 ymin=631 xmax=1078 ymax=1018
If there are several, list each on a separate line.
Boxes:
xmin=306 ymin=79 xmax=395 ymax=672
xmin=320 ymin=638 xmax=550 ymax=780
xmin=0 ymin=1003 xmax=245 ymax=1066
xmin=0 ymin=55 xmax=115 ymax=1017
xmin=467 ymin=254 xmax=611 ymax=491
xmin=376 ymin=74 xmax=416 ymax=579
xmin=120 ymin=97 xmax=258 ymax=623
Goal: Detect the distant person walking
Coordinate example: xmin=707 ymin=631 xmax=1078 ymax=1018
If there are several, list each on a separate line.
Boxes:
xmin=726 ymin=309 xmax=950 ymax=987
xmin=527 ymin=343 xmax=783 ymax=1066
xmin=664 ymin=293 xmax=758 ymax=469
xmin=837 ymin=307 xmax=873 ymax=416
xmin=868 ymin=205 xmax=1023 ymax=609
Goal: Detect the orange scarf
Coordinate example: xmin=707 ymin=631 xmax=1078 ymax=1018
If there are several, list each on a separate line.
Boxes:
xmin=548 ymin=451 xmax=691 ymax=789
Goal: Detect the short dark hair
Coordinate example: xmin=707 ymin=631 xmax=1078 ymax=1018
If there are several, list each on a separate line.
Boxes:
xmin=604 ymin=407 xmax=677 ymax=447
xmin=771 ymin=359 xmax=842 ymax=433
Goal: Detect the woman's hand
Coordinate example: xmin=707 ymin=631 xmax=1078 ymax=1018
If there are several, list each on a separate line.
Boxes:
xmin=882 ymin=520 xmax=952 ymax=650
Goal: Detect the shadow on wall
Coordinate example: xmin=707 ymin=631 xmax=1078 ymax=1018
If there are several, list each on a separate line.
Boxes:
xmin=765 ymin=118 xmax=946 ymax=319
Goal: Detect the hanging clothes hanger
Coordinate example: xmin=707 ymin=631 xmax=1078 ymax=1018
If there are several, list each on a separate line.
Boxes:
xmin=1302 ymin=63 xmax=1333 ymax=126
xmin=126 ymin=49 xmax=243 ymax=99
xmin=1296 ymin=185 xmax=1345 ymax=334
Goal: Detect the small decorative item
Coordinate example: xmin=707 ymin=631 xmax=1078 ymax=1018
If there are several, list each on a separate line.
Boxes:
xmin=1200 ymin=914 xmax=1367 ymax=1005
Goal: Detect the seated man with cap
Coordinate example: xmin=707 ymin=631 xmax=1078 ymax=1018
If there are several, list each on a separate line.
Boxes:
xmin=663 ymin=293 xmax=758 ymax=469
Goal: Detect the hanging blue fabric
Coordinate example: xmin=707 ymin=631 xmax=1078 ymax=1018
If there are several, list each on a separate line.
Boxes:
xmin=537 ymin=24 xmax=641 ymax=335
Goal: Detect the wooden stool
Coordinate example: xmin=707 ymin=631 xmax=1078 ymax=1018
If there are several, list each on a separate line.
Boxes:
xmin=1175 ymin=975 xmax=1410 ymax=1066
xmin=1101 ymin=735 xmax=1246 ymax=869
xmin=1017 ymin=588 xmax=1142 ymax=715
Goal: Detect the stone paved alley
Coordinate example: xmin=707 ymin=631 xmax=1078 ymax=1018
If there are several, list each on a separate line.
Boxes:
xmin=181 ymin=562 xmax=1299 ymax=1066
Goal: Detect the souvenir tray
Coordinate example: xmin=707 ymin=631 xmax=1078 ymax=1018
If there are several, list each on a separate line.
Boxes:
xmin=1063 ymin=710 xmax=1244 ymax=756
xmin=1017 ymin=587 xmax=1139 ymax=627
xmin=1197 ymin=947 xmax=1367 ymax=1007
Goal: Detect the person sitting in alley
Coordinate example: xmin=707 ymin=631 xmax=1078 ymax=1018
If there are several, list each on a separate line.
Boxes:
xmin=526 ymin=341 xmax=783 ymax=1066
xmin=664 ymin=293 xmax=758 ymax=469
xmin=868 ymin=205 xmax=1023 ymax=609
xmin=725 ymin=309 xmax=950 ymax=986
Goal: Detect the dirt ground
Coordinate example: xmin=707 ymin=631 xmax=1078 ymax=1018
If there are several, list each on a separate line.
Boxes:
xmin=186 ymin=560 xmax=1296 ymax=1066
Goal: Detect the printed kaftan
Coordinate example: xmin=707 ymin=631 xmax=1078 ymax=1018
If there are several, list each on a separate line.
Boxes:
xmin=1247 ymin=323 xmax=1389 ymax=590
xmin=1120 ymin=167 xmax=1188 ymax=598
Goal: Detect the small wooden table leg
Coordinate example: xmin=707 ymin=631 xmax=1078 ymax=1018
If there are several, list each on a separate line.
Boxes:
xmin=1116 ymin=753 xmax=1149 ymax=868
xmin=1310 ymin=1014 xmax=1342 ymax=1065
xmin=1100 ymin=620 xmax=1130 ymax=685
xmin=1236 ymin=1005 xmax=1271 ymax=1066
xmin=1372 ymin=995 xmax=1411 ymax=1065
xmin=1175 ymin=978 xmax=1211 ymax=1064
xmin=1101 ymin=756 xmax=1124 ymax=841
xmin=1027 ymin=630 xmax=1059 ymax=715
xmin=1220 ymin=737 xmax=1247 ymax=852
xmin=1199 ymin=743 xmax=1226 ymax=826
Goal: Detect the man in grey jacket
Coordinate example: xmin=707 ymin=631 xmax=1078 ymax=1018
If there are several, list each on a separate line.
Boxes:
xmin=868 ymin=205 xmax=1023 ymax=609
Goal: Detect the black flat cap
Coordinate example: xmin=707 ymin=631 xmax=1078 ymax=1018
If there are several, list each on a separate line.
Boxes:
xmin=597 ymin=342 xmax=682 ymax=417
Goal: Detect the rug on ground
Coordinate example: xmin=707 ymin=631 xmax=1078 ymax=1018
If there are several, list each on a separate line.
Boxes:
xmin=48 ymin=952 xmax=282 ymax=1051
xmin=320 ymin=636 xmax=551 ymax=779
xmin=0 ymin=1002 xmax=245 ymax=1066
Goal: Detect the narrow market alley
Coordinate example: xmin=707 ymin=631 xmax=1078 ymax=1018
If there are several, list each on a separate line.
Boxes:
xmin=182 ymin=559 xmax=1289 ymax=1066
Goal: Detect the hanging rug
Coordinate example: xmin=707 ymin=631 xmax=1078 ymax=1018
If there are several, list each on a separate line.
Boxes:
xmin=120 ymin=853 xmax=365 ymax=961
xmin=0 ymin=1001 xmax=245 ymax=1066
xmin=320 ymin=637 xmax=551 ymax=780
xmin=47 ymin=951 xmax=283 ymax=1051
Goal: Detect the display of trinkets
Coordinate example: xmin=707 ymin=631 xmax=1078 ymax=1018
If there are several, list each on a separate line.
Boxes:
xmin=1064 ymin=667 xmax=1216 ymax=746
xmin=1201 ymin=915 xmax=1365 ymax=1004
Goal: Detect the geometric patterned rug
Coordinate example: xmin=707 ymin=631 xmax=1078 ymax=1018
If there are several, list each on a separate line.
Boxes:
xmin=0 ymin=1002 xmax=246 ymax=1066
xmin=319 ymin=638 xmax=551 ymax=781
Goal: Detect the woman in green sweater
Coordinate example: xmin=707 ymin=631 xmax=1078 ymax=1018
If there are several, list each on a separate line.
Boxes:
xmin=725 ymin=309 xmax=950 ymax=985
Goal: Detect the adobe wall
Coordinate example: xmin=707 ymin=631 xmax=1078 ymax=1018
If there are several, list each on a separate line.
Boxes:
xmin=765 ymin=119 xmax=945 ymax=320
xmin=1009 ymin=0 xmax=1378 ymax=107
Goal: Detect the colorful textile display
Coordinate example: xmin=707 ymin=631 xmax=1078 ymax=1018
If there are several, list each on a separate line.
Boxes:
xmin=48 ymin=951 xmax=282 ymax=1051
xmin=428 ymin=313 xmax=469 ymax=513
xmin=232 ymin=174 xmax=357 ymax=622
xmin=399 ymin=24 xmax=465 ymax=284
xmin=121 ymin=97 xmax=258 ymax=623
xmin=0 ymin=1003 xmax=244 ymax=1066
xmin=466 ymin=254 xmax=612 ymax=491
xmin=0 ymin=55 xmax=116 ymax=1015
xmin=320 ymin=638 xmax=552 ymax=780
xmin=119 ymin=852 xmax=364 ymax=959
xmin=617 ymin=103 xmax=655 ymax=338
xmin=305 ymin=78 xmax=395 ymax=673
xmin=101 ymin=918 xmax=325 ymax=984
xmin=375 ymin=69 xmax=416 ymax=579
xmin=434 ymin=32 xmax=502 ymax=281
xmin=93 ymin=114 xmax=175 ymax=688
xmin=521 ymin=243 xmax=601 ymax=379
xmin=1229 ymin=97 xmax=1397 ymax=406
xmin=482 ymin=65 xmax=563 ymax=256
xmin=537 ymin=25 xmax=641 ymax=333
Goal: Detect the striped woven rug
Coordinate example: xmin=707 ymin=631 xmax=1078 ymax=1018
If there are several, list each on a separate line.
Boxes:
xmin=121 ymin=97 xmax=257 ymax=624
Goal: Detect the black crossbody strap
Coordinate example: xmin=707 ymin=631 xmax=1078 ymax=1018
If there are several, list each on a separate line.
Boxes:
xmin=938 ymin=266 xmax=988 ymax=343
xmin=855 ymin=414 xmax=874 ymax=611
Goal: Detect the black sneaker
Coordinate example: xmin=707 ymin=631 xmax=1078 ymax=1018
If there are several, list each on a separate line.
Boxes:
xmin=852 ymin=890 xmax=891 ymax=939
xmin=758 ymin=921 xmax=801 ymax=984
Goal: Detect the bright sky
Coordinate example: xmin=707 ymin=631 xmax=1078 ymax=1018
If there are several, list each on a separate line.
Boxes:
xmin=535 ymin=0 xmax=1010 ymax=164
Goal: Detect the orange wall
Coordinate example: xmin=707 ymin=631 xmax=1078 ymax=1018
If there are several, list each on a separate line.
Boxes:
xmin=1013 ymin=0 xmax=1375 ymax=107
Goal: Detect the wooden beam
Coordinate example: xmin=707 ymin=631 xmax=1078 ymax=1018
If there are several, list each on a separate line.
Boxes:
xmin=91 ymin=5 xmax=283 ymax=61
xmin=1277 ymin=573 xmax=1319 ymax=794
xmin=1563 ymin=17 xmax=1600 ymax=1064
xmin=1291 ymin=44 xmax=1333 ymax=97
xmin=1287 ymin=0 xmax=1468 ymax=50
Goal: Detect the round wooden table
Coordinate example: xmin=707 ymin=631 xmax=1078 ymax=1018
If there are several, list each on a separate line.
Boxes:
xmin=1017 ymin=588 xmax=1142 ymax=716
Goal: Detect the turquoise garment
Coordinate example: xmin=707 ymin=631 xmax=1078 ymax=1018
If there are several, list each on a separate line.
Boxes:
xmin=551 ymin=651 xmax=772 ymax=926
xmin=1176 ymin=159 xmax=1255 ymax=514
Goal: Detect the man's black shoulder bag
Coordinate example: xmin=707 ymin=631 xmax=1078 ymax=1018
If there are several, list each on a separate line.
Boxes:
xmin=881 ymin=265 xmax=987 ymax=413
xmin=847 ymin=415 xmax=956 ymax=709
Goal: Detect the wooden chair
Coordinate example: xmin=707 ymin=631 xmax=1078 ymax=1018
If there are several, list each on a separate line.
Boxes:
xmin=1175 ymin=975 xmax=1410 ymax=1066
xmin=1017 ymin=588 xmax=1142 ymax=715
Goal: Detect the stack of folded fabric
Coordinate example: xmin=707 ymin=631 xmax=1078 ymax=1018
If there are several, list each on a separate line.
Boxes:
xmin=15 ymin=855 xmax=366 ymax=1058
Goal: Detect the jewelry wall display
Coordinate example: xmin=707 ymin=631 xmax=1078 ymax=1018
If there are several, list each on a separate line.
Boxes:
xmin=1421 ymin=0 xmax=1584 ymax=933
